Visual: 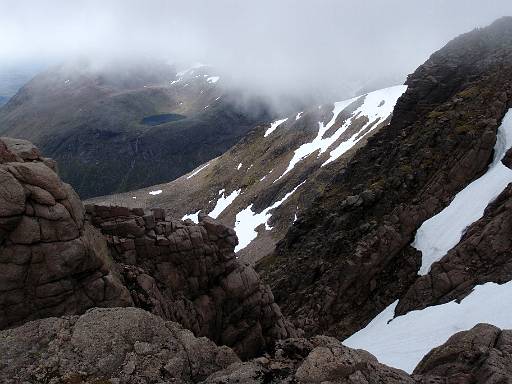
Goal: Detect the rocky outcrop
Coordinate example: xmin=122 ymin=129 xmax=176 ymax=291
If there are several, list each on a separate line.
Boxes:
xmin=0 ymin=135 xmax=293 ymax=359
xmin=204 ymin=335 xmax=414 ymax=383
xmin=206 ymin=323 xmax=512 ymax=383
xmin=414 ymin=323 xmax=512 ymax=382
xmin=0 ymin=137 xmax=132 ymax=330
xmin=396 ymin=182 xmax=512 ymax=315
xmin=0 ymin=307 xmax=240 ymax=384
xmin=260 ymin=16 xmax=512 ymax=338
xmin=2 ymin=306 xmax=510 ymax=383
xmin=86 ymin=205 xmax=295 ymax=359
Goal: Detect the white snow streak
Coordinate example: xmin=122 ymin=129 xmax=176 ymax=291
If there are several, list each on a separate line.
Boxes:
xmin=344 ymin=109 xmax=512 ymax=374
xmin=207 ymin=76 xmax=220 ymax=84
xmin=264 ymin=118 xmax=288 ymax=137
xmin=344 ymin=281 xmax=512 ymax=373
xmin=276 ymin=85 xmax=406 ymax=180
xmin=209 ymin=189 xmax=241 ymax=219
xmin=234 ymin=181 xmax=305 ymax=252
xmin=259 ymin=169 xmax=273 ymax=182
xmin=295 ymin=111 xmax=303 ymax=120
xmin=186 ymin=163 xmax=210 ymax=179
xmin=237 ymin=162 xmax=242 ymax=170
xmin=323 ymin=86 xmax=406 ymax=166
xmin=413 ymin=109 xmax=512 ymax=274
xmin=148 ymin=190 xmax=162 ymax=195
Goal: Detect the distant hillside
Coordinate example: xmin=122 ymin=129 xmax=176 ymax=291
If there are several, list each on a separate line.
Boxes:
xmin=87 ymin=85 xmax=406 ymax=263
xmin=0 ymin=60 xmax=272 ymax=198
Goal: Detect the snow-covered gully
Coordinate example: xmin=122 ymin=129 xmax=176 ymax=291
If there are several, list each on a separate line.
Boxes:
xmin=343 ymin=109 xmax=512 ymax=373
xmin=414 ymin=109 xmax=512 ymax=274
xmin=344 ymin=281 xmax=512 ymax=373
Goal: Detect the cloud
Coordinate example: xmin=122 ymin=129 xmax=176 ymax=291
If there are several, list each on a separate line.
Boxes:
xmin=1 ymin=0 xmax=511 ymax=102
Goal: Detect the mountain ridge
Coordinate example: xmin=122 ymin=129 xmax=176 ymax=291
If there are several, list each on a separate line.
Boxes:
xmin=86 ymin=85 xmax=407 ymax=263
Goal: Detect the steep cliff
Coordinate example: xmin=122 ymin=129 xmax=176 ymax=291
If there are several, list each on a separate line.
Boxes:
xmin=260 ymin=17 xmax=512 ymax=339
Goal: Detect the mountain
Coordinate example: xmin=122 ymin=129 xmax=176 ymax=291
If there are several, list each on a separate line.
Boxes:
xmin=3 ymin=15 xmax=512 ymax=384
xmin=87 ymin=85 xmax=407 ymax=263
xmin=2 ymin=136 xmax=512 ymax=383
xmin=0 ymin=60 xmax=272 ymax=198
xmin=89 ymin=15 xmax=512 ymax=375
xmin=258 ymin=15 xmax=512 ymax=369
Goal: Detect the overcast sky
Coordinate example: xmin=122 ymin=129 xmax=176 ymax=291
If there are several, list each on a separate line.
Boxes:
xmin=1 ymin=0 xmax=511 ymax=101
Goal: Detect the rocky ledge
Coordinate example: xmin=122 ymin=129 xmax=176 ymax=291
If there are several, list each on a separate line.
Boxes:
xmin=1 ymin=307 xmax=511 ymax=383
xmin=85 ymin=204 xmax=295 ymax=358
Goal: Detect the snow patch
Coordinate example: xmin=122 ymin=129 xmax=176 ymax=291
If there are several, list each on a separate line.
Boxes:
xmin=413 ymin=109 xmax=512 ymax=275
xmin=234 ymin=181 xmax=305 ymax=252
xmin=182 ymin=210 xmax=200 ymax=224
xmin=148 ymin=190 xmax=162 ymax=195
xmin=293 ymin=206 xmax=299 ymax=222
xmin=264 ymin=118 xmax=288 ymax=137
xmin=237 ymin=163 xmax=242 ymax=170
xmin=209 ymin=189 xmax=241 ymax=219
xmin=344 ymin=281 xmax=512 ymax=373
xmin=207 ymin=76 xmax=220 ymax=84
xmin=186 ymin=163 xmax=210 ymax=179
xmin=259 ymin=168 xmax=273 ymax=182
xmin=276 ymin=85 xmax=406 ymax=180
xmin=323 ymin=85 xmax=406 ymax=166
xmin=296 ymin=111 xmax=303 ymax=120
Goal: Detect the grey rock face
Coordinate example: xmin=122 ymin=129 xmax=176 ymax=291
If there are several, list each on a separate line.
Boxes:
xmin=2 ymin=309 xmax=512 ymax=383
xmin=1 ymin=135 xmax=292 ymax=361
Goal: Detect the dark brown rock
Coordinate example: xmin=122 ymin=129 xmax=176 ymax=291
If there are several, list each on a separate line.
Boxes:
xmin=86 ymin=203 xmax=295 ymax=359
xmin=0 ymin=168 xmax=25 ymax=217
xmin=396 ymin=183 xmax=512 ymax=315
xmin=413 ymin=323 xmax=512 ymax=382
xmin=0 ymin=307 xmax=240 ymax=384
xmin=0 ymin=138 xmax=132 ymax=330
xmin=260 ymin=16 xmax=512 ymax=339
xmin=203 ymin=335 xmax=414 ymax=383
xmin=7 ymin=161 xmax=67 ymax=199
xmin=1 ymin=137 xmax=41 ymax=161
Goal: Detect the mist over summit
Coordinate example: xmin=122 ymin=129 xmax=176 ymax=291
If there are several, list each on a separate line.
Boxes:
xmin=1 ymin=0 xmax=511 ymax=104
